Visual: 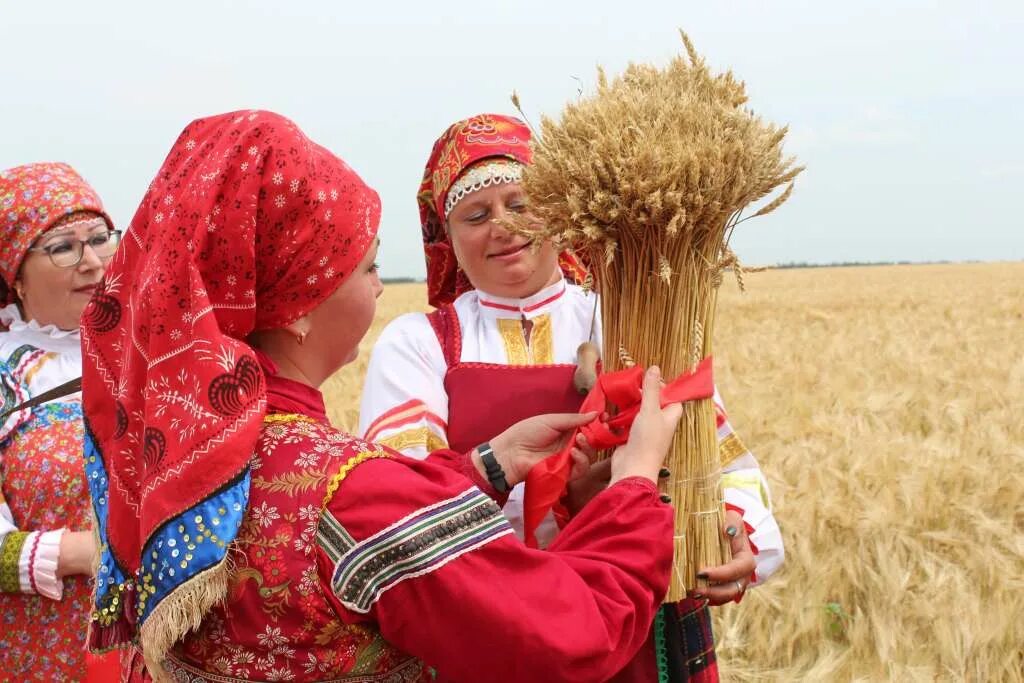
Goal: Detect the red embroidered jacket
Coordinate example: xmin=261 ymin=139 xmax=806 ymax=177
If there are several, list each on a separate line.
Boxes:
xmin=132 ymin=371 xmax=673 ymax=683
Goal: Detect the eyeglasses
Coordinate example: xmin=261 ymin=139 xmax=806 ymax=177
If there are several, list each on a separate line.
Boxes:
xmin=26 ymin=230 xmax=123 ymax=268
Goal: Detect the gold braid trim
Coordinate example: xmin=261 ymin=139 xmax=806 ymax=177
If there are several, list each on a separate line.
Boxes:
xmin=376 ymin=427 xmax=448 ymax=454
xmin=322 ymin=449 xmax=392 ymax=509
xmin=719 ymin=433 xmax=749 ymax=468
xmin=263 ymin=413 xmax=318 ymax=425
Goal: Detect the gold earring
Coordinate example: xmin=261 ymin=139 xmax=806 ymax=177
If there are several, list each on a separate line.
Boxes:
xmin=297 ymin=331 xmax=307 ymax=346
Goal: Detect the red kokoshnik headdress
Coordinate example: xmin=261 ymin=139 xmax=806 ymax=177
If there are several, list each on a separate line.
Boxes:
xmin=417 ymin=113 xmax=586 ymax=308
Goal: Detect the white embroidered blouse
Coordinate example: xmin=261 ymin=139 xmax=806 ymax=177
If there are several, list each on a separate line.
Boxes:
xmin=359 ymin=279 xmax=784 ymax=584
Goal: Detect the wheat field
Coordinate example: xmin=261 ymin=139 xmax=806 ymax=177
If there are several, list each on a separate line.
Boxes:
xmin=322 ymin=262 xmax=1024 ymax=682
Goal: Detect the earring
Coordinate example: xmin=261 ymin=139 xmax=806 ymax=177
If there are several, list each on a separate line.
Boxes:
xmin=296 ymin=331 xmax=307 ymax=346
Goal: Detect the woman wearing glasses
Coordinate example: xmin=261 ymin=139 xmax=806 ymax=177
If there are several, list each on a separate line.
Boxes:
xmin=0 ymin=162 xmax=121 ymax=681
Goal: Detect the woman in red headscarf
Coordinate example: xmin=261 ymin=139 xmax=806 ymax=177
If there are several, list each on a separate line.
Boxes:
xmin=359 ymin=114 xmax=786 ymax=682
xmin=82 ymin=109 xmax=690 ymax=683
xmin=0 ymin=162 xmax=121 ymax=681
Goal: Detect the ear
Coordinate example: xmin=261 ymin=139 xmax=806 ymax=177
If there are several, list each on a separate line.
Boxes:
xmin=12 ymin=278 xmax=25 ymax=302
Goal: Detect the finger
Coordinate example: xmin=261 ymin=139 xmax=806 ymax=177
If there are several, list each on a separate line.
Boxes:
xmin=575 ymin=433 xmax=598 ymax=461
xmin=691 ymin=581 xmax=745 ymax=606
xmin=543 ymin=411 xmax=599 ymax=431
xmin=697 ymin=546 xmax=756 ymax=584
xmin=588 ymin=457 xmax=613 ymax=481
xmin=568 ymin=449 xmax=591 ymax=480
xmin=640 ymin=366 xmax=662 ymax=411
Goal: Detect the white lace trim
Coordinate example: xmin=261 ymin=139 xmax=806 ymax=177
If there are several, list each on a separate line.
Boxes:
xmin=0 ymin=304 xmax=80 ymax=340
xmin=444 ymin=160 xmax=524 ymax=217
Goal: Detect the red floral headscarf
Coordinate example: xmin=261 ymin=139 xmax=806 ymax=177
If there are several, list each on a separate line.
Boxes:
xmin=81 ymin=110 xmax=380 ymax=660
xmin=417 ymin=113 xmax=586 ymax=308
xmin=0 ymin=162 xmax=112 ymax=304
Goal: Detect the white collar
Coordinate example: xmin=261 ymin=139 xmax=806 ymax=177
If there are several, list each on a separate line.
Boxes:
xmin=474 ymin=277 xmax=568 ymax=319
xmin=0 ymin=303 xmax=81 ymax=341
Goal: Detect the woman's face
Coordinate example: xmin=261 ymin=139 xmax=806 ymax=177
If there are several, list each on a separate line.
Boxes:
xmin=16 ymin=214 xmax=112 ymax=330
xmin=446 ymin=182 xmax=559 ymax=298
xmin=303 ymin=239 xmax=383 ymax=379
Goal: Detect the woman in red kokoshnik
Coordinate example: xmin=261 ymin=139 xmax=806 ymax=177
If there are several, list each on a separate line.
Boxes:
xmin=359 ymin=113 xmax=786 ymax=682
xmin=81 ymin=109 xmax=688 ymax=682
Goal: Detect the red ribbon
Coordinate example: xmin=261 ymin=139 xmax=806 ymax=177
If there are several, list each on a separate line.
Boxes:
xmin=522 ymin=356 xmax=714 ymax=548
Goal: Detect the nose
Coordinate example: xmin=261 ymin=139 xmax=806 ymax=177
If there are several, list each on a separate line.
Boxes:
xmin=78 ymin=243 xmax=105 ymax=272
xmin=488 ymin=206 xmax=513 ymax=240
xmin=372 ymin=272 xmax=384 ymax=299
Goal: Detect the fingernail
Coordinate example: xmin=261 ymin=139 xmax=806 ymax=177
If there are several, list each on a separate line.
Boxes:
xmin=726 ymin=526 xmax=738 ymax=538
xmin=658 ymin=467 xmax=671 ymax=478
xmin=659 ymin=494 xmax=672 ymax=504
xmin=696 ymin=572 xmax=709 ymax=580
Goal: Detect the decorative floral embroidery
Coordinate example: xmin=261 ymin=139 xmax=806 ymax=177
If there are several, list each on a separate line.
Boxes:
xmin=0 ymin=393 xmax=93 ymax=681
xmin=168 ymin=414 xmax=429 ymax=682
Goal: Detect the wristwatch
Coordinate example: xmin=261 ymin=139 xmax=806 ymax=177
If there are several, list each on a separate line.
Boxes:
xmin=477 ymin=442 xmax=510 ymax=493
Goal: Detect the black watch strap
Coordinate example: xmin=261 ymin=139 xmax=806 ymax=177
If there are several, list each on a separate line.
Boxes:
xmin=477 ymin=442 xmax=510 ymax=493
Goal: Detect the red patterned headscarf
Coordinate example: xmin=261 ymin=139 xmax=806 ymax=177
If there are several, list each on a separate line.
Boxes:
xmin=0 ymin=162 xmax=112 ymax=304
xmin=81 ymin=110 xmax=380 ymax=662
xmin=417 ymin=113 xmax=586 ymax=308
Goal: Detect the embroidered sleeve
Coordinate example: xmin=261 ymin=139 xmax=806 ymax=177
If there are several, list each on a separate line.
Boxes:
xmin=714 ymin=389 xmax=784 ymax=585
xmin=315 ymin=451 xmax=676 ymax=683
xmin=0 ymin=354 xmax=33 ymax=442
xmin=359 ymin=314 xmax=449 ymax=460
xmin=0 ymin=356 xmax=67 ymax=599
xmin=322 ymin=485 xmax=511 ymax=614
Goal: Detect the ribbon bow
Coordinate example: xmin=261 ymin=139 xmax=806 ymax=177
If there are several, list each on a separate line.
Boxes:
xmin=522 ymin=356 xmax=714 ymax=547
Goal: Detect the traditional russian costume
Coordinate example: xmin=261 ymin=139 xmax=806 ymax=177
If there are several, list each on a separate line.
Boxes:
xmin=359 ymin=114 xmax=785 ymax=682
xmin=81 ymin=111 xmax=679 ymax=683
xmin=0 ymin=162 xmax=119 ymax=681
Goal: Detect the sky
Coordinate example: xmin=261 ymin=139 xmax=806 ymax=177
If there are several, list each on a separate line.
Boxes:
xmin=3 ymin=0 xmax=1022 ymax=277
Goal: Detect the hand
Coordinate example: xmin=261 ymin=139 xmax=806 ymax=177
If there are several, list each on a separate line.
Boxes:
xmin=689 ymin=509 xmax=757 ymax=605
xmin=563 ymin=434 xmax=612 ymax=515
xmin=57 ymin=530 xmax=97 ymax=579
xmin=480 ymin=412 xmax=599 ymax=487
xmin=610 ymin=366 xmax=683 ymax=485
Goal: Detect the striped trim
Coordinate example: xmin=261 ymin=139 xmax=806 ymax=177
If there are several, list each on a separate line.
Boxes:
xmin=363 ymin=399 xmax=447 ymax=442
xmin=0 ymin=530 xmax=30 ymax=592
xmin=318 ymin=509 xmax=358 ymax=564
xmin=376 ymin=426 xmax=448 ymax=454
xmin=331 ymin=487 xmax=512 ymax=613
xmin=719 ymin=433 xmax=749 ymax=467
xmin=478 ymin=282 xmax=566 ymax=314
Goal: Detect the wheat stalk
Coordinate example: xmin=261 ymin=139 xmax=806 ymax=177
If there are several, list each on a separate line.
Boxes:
xmin=514 ymin=31 xmax=802 ymax=599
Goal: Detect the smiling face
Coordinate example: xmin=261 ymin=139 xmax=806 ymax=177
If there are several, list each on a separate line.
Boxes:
xmin=15 ymin=212 xmax=112 ymax=330
xmin=445 ymin=181 xmax=560 ymax=298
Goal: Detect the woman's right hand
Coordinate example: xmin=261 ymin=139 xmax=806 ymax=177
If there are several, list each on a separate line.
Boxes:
xmin=57 ymin=530 xmax=97 ymax=579
xmin=610 ymin=366 xmax=683 ymax=485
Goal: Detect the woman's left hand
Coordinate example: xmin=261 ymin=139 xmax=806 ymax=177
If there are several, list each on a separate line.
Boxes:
xmin=481 ymin=412 xmax=598 ymax=487
xmin=689 ymin=509 xmax=757 ymax=606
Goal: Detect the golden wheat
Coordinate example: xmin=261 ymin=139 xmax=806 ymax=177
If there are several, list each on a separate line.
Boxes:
xmin=323 ymin=262 xmax=1024 ymax=681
